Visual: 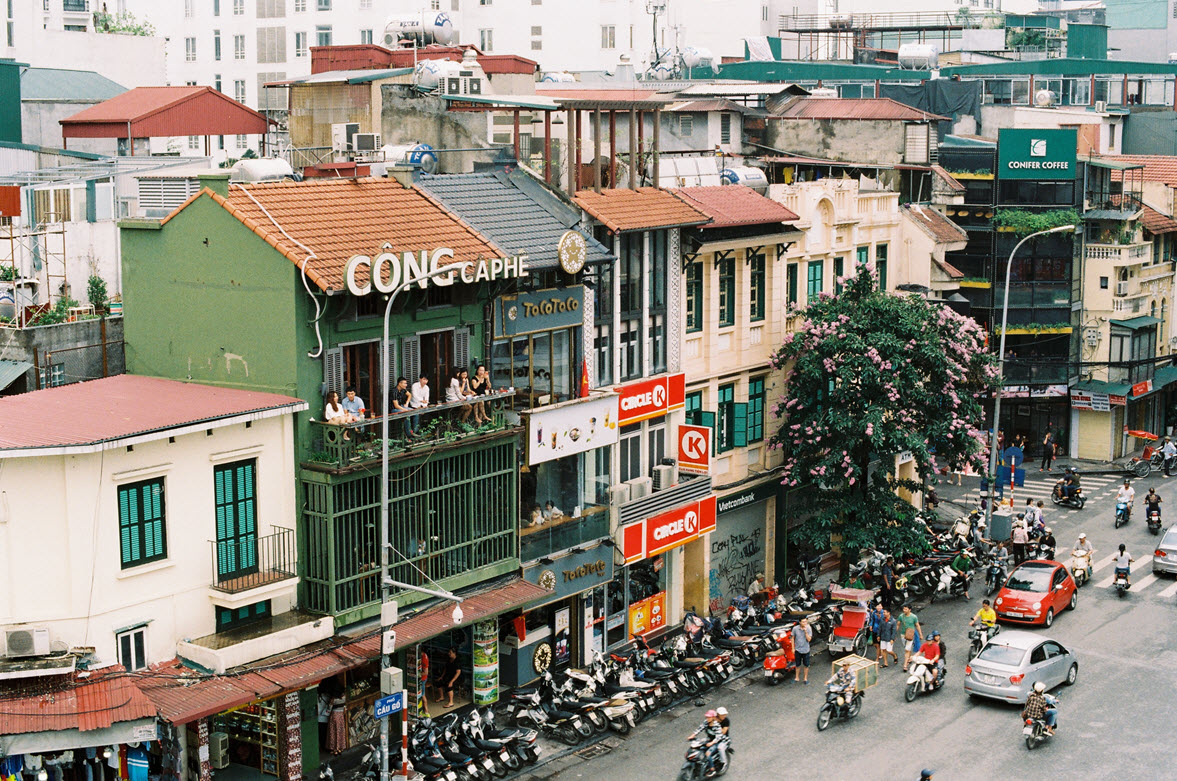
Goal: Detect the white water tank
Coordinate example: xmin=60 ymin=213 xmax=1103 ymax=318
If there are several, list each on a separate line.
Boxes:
xmin=383 ymin=12 xmax=455 ymax=47
xmin=541 ymin=71 xmax=576 ymax=83
xmin=1034 ymin=89 xmax=1057 ymax=106
xmin=682 ymin=46 xmax=718 ymax=74
xmin=720 ymin=167 xmax=768 ymax=192
xmin=898 ymin=44 xmax=939 ymax=70
xmin=382 ymin=143 xmax=438 ymax=174
xmin=230 ymin=157 xmax=295 ymax=182
xmin=415 ymin=58 xmax=463 ymax=89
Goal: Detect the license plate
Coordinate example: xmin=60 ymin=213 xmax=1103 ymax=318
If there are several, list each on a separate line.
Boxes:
xmin=1022 ymin=726 xmax=1034 ymax=735
xmin=979 ymin=674 xmax=1002 ymax=685
xmin=1005 ymin=611 xmax=1023 ymax=618
xmin=483 ymin=757 xmax=495 ymax=770
xmin=764 ymin=669 xmax=773 ymax=677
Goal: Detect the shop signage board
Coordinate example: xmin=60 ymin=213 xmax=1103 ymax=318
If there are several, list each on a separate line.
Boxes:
xmin=374 ymin=692 xmax=404 ymax=719
xmin=997 ymin=128 xmax=1078 ymax=181
xmin=344 ymin=247 xmax=528 ymax=296
xmin=495 ymin=285 xmax=585 ymax=338
xmin=1132 ymin=379 xmax=1154 ymax=397
xmin=678 ymin=424 xmax=712 ymax=474
xmin=473 ymin=620 xmax=500 ymax=705
xmin=619 ymin=495 xmax=717 ymax=564
xmin=628 ymin=591 xmax=667 ymax=636
xmin=1030 ymin=384 xmax=1068 ymax=398
xmin=554 ymin=607 xmax=571 ymax=666
xmin=617 ymin=372 xmax=686 ymax=425
xmin=525 ymin=393 xmax=619 ymax=465
xmin=522 ymin=545 xmax=614 ymax=603
xmin=1071 ymin=390 xmax=1109 ymax=411
xmin=716 ymin=480 xmax=777 ymax=516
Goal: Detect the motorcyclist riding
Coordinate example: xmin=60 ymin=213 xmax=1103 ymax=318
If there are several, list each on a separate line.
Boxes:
xmin=1113 ymin=543 xmax=1135 ymax=586
xmin=1039 ymin=527 xmax=1057 ymax=559
xmin=1073 ymin=533 xmax=1094 ymax=579
xmin=1115 ymin=480 xmax=1135 ymax=520
xmin=1145 ymin=487 xmax=1162 ymax=520
xmin=927 ymin=630 xmax=946 ymax=685
xmin=970 ymin=599 xmax=998 ymax=628
xmin=694 ymin=710 xmax=727 ymax=774
xmin=828 ymin=661 xmax=855 ymax=697
xmin=950 ymin=549 xmax=974 ymax=599
xmin=1022 ymin=681 xmax=1059 ymax=735
xmin=1061 ymin=467 xmax=1080 ymax=499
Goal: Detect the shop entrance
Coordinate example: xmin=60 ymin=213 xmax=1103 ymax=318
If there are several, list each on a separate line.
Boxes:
xmin=419 ymin=330 xmax=454 ymax=395
xmin=210 ymin=699 xmax=281 ymax=781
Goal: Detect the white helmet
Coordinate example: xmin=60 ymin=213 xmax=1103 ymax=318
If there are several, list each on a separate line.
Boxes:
xmin=1078 ymin=532 xmax=1087 ymax=539
xmin=716 ymin=707 xmax=728 ymax=716
xmin=1033 ymin=681 xmax=1046 ymax=693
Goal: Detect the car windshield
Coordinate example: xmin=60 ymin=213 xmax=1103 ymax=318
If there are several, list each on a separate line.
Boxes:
xmin=976 ymin=643 xmax=1027 ymax=666
xmin=1005 ymin=565 xmax=1053 ymax=592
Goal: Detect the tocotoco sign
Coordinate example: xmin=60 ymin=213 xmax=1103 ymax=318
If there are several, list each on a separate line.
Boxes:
xmin=344 ymin=245 xmax=528 ymax=296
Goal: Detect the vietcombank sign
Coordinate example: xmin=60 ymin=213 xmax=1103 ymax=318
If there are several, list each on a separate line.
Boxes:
xmin=998 ymin=128 xmax=1077 ymax=181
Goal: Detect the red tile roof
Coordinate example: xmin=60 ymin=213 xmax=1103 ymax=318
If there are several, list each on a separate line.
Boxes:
xmin=0 ymin=375 xmax=306 ymax=454
xmin=60 ymin=86 xmax=268 ymax=139
xmin=934 ymin=257 xmax=966 ymax=280
xmin=1143 ymin=205 xmax=1177 ymax=234
xmin=169 ymin=178 xmax=505 ymax=293
xmin=311 ymin=44 xmax=538 ymax=75
xmin=137 ymin=660 xmax=283 ymax=725
xmin=674 ymin=186 xmax=799 ymax=229
xmin=903 ymin=204 xmax=969 ymax=245
xmin=930 ymin=164 xmax=967 ymax=192
xmin=0 ymin=669 xmax=156 ymax=735
xmin=573 ymin=187 xmax=710 ymax=233
xmin=772 ymin=97 xmax=949 ymax=122
xmin=1103 ymin=155 xmax=1177 ymax=185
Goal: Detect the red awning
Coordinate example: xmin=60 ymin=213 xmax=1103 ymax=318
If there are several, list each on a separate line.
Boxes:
xmin=0 ymin=668 xmax=155 ymax=736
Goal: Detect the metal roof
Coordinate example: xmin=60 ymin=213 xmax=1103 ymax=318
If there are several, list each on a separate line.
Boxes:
xmin=0 ymin=360 xmax=32 ymax=392
xmin=0 ymin=154 xmax=209 ymax=186
xmin=1072 ymin=378 xmax=1132 ymax=396
xmin=267 ymin=67 xmax=414 ymax=87
xmin=435 ymin=92 xmax=560 ymax=110
xmin=0 ymin=668 xmax=156 ymax=736
xmin=1110 ymin=316 xmax=1162 ymax=329
xmin=0 ymin=375 xmax=307 ymax=456
xmin=942 ymin=58 xmax=1177 ymax=78
xmin=772 ymin=97 xmax=949 ymax=122
xmin=676 ymin=82 xmax=809 ymax=97
xmin=60 ymin=87 xmax=269 ymax=140
xmin=675 ymin=185 xmax=799 ymax=229
xmin=417 ymin=170 xmax=614 ymax=270
xmin=20 ymin=67 xmax=126 ymax=102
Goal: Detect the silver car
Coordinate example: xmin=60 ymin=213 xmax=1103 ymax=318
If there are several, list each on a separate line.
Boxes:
xmin=962 ymin=629 xmax=1078 ymax=704
xmin=1153 ymin=526 xmax=1177 ymax=575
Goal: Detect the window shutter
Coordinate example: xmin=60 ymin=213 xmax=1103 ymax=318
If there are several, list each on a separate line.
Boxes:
xmin=323 ymin=347 xmax=344 ymax=400
xmin=119 ymin=487 xmax=136 ymax=565
xmin=733 ymin=402 xmax=748 ymax=448
xmin=700 ymin=411 xmax=717 ymax=455
xmin=454 ymin=326 xmax=471 ymax=372
xmin=402 ymin=335 xmax=420 ymax=384
xmin=903 ymin=123 xmax=930 ymax=165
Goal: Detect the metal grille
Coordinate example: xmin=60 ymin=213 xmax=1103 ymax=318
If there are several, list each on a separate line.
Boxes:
xmin=301 ymin=438 xmax=518 ymax=617
xmin=617 ymin=475 xmax=712 ymax=526
xmin=36 ymin=338 xmax=125 ymax=389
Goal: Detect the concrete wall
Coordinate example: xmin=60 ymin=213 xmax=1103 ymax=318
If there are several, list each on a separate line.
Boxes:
xmin=1124 ymin=111 xmax=1177 ymax=156
xmin=0 ymin=413 xmax=298 ymax=668
xmin=21 ymin=101 xmax=108 ymax=150
xmin=0 ymin=317 xmax=125 ymax=395
xmin=379 ymin=86 xmax=495 ymax=173
xmin=766 ymin=118 xmax=906 ymax=165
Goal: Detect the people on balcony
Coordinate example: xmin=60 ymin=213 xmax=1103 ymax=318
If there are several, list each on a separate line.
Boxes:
xmin=324 ymin=390 xmax=355 ymax=439
xmin=470 ymin=364 xmax=491 ymax=425
xmin=447 ymin=367 xmax=476 ymax=424
xmin=341 ymin=387 xmax=366 ymax=421
xmin=410 ymin=373 xmax=431 ymax=434
xmin=393 ymin=376 xmax=417 ymax=438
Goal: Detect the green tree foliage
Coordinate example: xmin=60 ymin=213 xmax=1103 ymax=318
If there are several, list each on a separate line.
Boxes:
xmin=93 ymin=10 xmax=156 ymax=36
xmin=769 ymin=264 xmax=998 ymax=562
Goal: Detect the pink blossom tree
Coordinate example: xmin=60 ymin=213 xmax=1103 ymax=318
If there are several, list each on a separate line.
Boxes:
xmin=770 ymin=263 xmax=998 ymax=568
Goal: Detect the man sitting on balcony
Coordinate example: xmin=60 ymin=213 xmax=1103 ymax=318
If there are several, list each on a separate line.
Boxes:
xmin=341 ymin=387 xmax=365 ymax=421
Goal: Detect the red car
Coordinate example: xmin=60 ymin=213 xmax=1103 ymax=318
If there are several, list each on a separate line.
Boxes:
xmin=994 ymin=560 xmax=1078 ymax=627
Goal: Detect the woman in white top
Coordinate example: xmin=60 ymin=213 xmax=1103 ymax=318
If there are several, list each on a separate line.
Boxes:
xmin=447 ymin=368 xmax=475 ymax=424
xmin=324 ymin=390 xmax=354 ymax=440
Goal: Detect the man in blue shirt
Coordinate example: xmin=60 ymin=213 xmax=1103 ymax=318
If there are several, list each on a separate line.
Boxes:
xmin=341 ymin=386 xmax=365 ymax=419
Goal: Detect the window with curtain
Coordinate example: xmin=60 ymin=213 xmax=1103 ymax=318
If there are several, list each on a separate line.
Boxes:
xmin=718 ymin=255 xmax=735 ymax=327
xmin=749 ymin=250 xmax=765 ymax=321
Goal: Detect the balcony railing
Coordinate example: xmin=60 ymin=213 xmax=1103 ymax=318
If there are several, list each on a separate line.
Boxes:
xmin=521 ymin=509 xmax=610 ymax=563
xmin=1002 ymin=362 xmax=1071 ymax=384
xmin=210 ymin=527 xmax=297 ymax=594
xmin=1086 ymin=242 xmax=1150 ymax=265
xmin=305 ymin=389 xmax=517 ymax=470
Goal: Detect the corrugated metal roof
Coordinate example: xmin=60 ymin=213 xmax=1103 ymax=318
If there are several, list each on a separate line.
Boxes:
xmin=267 ymin=68 xmax=414 ymax=86
xmin=0 ymin=360 xmax=32 ymax=392
xmin=1105 ymin=155 xmax=1177 ymax=186
xmin=772 ymin=97 xmax=948 ymax=122
xmin=436 ymin=93 xmax=559 ymax=110
xmin=0 ymin=375 xmax=306 ymax=454
xmin=674 ymin=185 xmax=799 ymax=229
xmin=573 ymin=187 xmax=710 ymax=233
xmin=137 ymin=660 xmax=280 ymax=725
xmin=417 ymin=170 xmax=613 ymax=270
xmin=21 ymin=67 xmax=126 ymax=102
xmin=0 ymin=668 xmax=156 ymax=735
xmin=665 ymin=99 xmax=761 ymax=115
xmin=60 ymin=87 xmax=268 ymax=139
xmin=179 ymin=178 xmax=505 ymax=293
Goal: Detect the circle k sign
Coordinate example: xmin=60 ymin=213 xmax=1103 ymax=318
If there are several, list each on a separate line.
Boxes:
xmin=677 ymin=424 xmax=711 ymax=474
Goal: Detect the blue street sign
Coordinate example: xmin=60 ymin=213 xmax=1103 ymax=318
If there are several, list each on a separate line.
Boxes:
xmin=374 ymin=692 xmax=404 ymax=720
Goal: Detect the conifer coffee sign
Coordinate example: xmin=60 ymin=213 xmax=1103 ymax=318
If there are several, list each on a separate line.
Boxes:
xmin=997 ymin=128 xmax=1077 ymax=181
xmin=344 ymin=245 xmax=528 ymax=296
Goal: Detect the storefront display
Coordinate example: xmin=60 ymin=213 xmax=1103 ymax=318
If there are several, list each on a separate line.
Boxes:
xmin=492 ymin=286 xmax=585 ymax=410
xmin=519 ymin=447 xmax=612 ymax=561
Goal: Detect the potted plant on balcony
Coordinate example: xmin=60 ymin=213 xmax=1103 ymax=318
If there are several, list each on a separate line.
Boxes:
xmin=992 ymin=208 xmax=1080 ymax=236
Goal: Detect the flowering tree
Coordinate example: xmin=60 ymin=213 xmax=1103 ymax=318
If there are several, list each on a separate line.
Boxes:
xmin=770 ymin=264 xmax=998 ymax=564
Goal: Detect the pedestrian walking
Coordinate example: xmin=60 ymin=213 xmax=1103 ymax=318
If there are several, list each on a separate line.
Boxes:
xmin=1012 ymin=518 xmax=1029 ymax=565
xmin=880 ymin=555 xmax=895 ymax=609
xmin=1041 ymin=429 xmax=1055 ymax=471
xmin=792 ymin=617 xmax=813 ymax=684
xmin=897 ymin=605 xmax=922 ymax=672
xmin=877 ymin=608 xmax=898 ymax=668
xmin=868 ymin=601 xmax=884 ymax=661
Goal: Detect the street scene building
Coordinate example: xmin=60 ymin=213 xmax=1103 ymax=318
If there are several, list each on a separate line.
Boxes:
xmin=4 ymin=3 xmax=1177 ymax=780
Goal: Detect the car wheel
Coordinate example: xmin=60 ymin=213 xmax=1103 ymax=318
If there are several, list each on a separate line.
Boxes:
xmin=1069 ymin=591 xmax=1078 ymax=611
xmin=1043 ymin=608 xmax=1054 ymax=627
xmin=1065 ymin=662 xmax=1078 ymax=686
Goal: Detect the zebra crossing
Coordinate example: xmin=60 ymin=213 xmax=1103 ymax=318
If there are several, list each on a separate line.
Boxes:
xmin=1086 ymin=552 xmax=1177 ymax=601
xmin=955 ymin=472 xmax=1122 ymax=512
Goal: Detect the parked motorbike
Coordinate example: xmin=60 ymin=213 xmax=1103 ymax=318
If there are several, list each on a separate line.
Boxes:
xmin=904 ymin=653 xmax=944 ymax=702
xmin=318 ymin=741 xmax=383 ymax=781
xmin=505 ymin=686 xmax=586 ymax=746
xmin=466 ymin=708 xmax=538 ymax=770
xmin=677 ymin=728 xmax=730 ymax=781
xmin=816 ymin=683 xmax=864 ymax=730
xmin=1067 ymin=550 xmax=1093 ymax=587
xmin=1114 ymin=501 xmax=1131 ymax=529
xmin=439 ymin=714 xmax=508 ymax=779
xmin=930 ymin=563 xmax=972 ymax=603
xmin=785 ymin=552 xmax=824 ymax=590
xmin=967 ymin=623 xmax=1000 ymax=661
xmin=1051 ymin=481 xmax=1086 ymax=509
xmin=1148 ymin=508 xmax=1162 ymax=535
xmin=408 ymin=719 xmax=481 ymax=781
xmin=1113 ymin=568 xmax=1131 ymax=598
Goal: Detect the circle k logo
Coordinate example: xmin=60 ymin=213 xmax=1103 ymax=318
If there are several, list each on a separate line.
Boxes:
xmin=653 ymin=384 xmax=666 ymax=408
xmin=683 ymin=510 xmax=697 ymax=534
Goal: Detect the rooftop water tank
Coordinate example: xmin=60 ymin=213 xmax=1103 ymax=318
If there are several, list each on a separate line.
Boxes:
xmin=897 ymin=43 xmax=939 ymax=70
xmin=415 ymin=58 xmax=463 ymax=89
xmin=230 ymin=157 xmax=295 ymax=182
xmin=382 ymin=143 xmax=438 ymax=175
xmin=720 ymin=167 xmax=768 ymax=193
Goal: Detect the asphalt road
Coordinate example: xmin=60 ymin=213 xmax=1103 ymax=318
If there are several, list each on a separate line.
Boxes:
xmin=517 ymin=468 xmax=1177 ymax=781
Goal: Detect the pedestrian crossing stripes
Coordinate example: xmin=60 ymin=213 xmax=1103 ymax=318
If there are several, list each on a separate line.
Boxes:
xmin=956 ymin=474 xmax=1121 ymax=509
xmin=1088 ymin=556 xmax=1177 ymax=599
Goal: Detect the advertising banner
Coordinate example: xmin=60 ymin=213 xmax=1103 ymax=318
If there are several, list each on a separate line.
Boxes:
xmin=525 ymin=393 xmax=619 ymax=465
xmin=1071 ymin=390 xmax=1110 ymax=412
xmin=495 ymin=286 xmax=585 ymax=338
xmin=553 ymin=607 xmax=571 ymax=666
xmin=472 ymin=620 xmax=499 ymax=705
xmin=997 ymin=128 xmax=1078 ymax=181
xmin=617 ymin=372 xmax=686 ymax=425
xmin=619 ymin=495 xmax=718 ymax=563
xmin=628 ymin=591 xmax=667 ymax=637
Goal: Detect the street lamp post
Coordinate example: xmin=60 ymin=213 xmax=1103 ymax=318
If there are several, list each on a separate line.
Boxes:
xmin=379 ymin=262 xmax=471 ymax=781
xmin=985 ymin=225 xmax=1076 ymax=534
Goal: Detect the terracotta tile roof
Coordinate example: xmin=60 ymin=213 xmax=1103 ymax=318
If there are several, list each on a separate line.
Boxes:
xmin=175 ymin=178 xmax=505 ymax=293
xmin=0 ymin=375 xmax=306 ymax=454
xmin=931 ymin=164 xmax=967 ymax=192
xmin=934 ymin=257 xmax=966 ymax=280
xmin=903 ymin=204 xmax=969 ymax=245
xmin=0 ymin=668 xmax=156 ymax=735
xmin=137 ymin=660 xmax=284 ymax=725
xmin=772 ymin=97 xmax=949 ymax=122
xmin=1143 ymin=205 xmax=1177 ymax=234
xmin=1104 ymin=155 xmax=1177 ymax=185
xmin=573 ymin=187 xmax=710 ymax=233
xmin=674 ymin=185 xmax=799 ymax=229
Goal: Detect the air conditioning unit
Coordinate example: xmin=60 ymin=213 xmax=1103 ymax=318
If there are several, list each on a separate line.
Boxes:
xmin=353 ymin=133 xmax=382 ymax=153
xmin=331 ymin=122 xmax=360 ymax=154
xmin=625 ymin=477 xmax=653 ymax=500
xmin=608 ymin=484 xmax=631 ymax=507
xmin=652 ymin=464 xmax=677 ymax=491
xmin=1115 ymin=281 xmax=1130 ymax=296
xmin=4 ymin=627 xmax=50 ymax=658
xmin=1094 ymin=100 xmax=1107 ymax=113
xmin=209 ymin=732 xmax=229 ymax=770
xmin=443 ymin=75 xmax=483 ymax=96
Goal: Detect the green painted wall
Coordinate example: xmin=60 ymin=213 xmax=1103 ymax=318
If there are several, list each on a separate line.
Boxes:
xmin=0 ymin=59 xmax=27 ymax=144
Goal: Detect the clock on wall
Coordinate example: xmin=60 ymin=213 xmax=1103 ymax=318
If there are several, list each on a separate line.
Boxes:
xmin=558 ymin=230 xmax=587 ymax=275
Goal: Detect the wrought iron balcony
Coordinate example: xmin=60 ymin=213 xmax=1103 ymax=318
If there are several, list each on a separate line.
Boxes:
xmin=210 ymin=527 xmax=297 ymax=594
xmin=305 ymin=389 xmax=517 ymax=471
xmin=62 ymin=0 xmax=90 ymax=12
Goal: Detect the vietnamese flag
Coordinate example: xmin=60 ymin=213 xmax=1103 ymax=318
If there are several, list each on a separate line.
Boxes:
xmin=580 ymin=359 xmax=590 ymax=398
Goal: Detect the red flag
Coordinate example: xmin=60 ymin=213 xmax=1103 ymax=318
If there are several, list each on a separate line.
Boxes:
xmin=513 ymin=614 xmax=527 ymax=643
xmin=579 ymin=359 xmax=590 ymax=398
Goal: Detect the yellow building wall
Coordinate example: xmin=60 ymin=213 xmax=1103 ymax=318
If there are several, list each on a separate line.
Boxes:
xmin=1076 ymin=408 xmax=1113 ymax=461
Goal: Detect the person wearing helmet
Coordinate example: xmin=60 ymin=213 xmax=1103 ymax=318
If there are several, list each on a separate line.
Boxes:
xmin=1073 ymin=533 xmax=1094 ymax=579
xmin=1061 ymin=468 xmax=1080 ymax=500
xmin=1039 ymin=527 xmax=1057 ymax=560
xmin=695 ymin=710 xmax=725 ymax=773
xmin=950 ymin=548 xmax=974 ymax=599
xmin=714 ymin=707 xmax=732 ymax=762
xmin=1116 ymin=479 xmax=1136 ymax=520
xmin=1021 ymin=681 xmax=1059 ymax=735
xmin=1145 ymin=487 xmax=1162 ymax=520
xmin=928 ymin=630 xmax=946 ymax=685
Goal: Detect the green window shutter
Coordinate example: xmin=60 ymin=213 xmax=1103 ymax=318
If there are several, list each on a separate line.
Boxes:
xmin=119 ymin=485 xmax=137 ymax=566
xmin=700 ymin=410 xmax=717 ymax=454
xmin=787 ymin=264 xmax=798 ymax=306
xmin=733 ymin=402 xmax=748 ymax=448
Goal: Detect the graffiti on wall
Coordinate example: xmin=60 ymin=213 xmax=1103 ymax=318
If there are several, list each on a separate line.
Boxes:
xmin=708 ymin=525 xmax=764 ymax=615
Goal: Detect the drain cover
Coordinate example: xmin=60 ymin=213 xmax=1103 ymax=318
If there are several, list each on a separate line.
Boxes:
xmin=575 ymin=743 xmax=614 ymax=759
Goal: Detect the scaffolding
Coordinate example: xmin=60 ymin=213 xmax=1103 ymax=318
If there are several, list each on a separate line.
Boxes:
xmin=0 ymin=220 xmax=67 ymax=329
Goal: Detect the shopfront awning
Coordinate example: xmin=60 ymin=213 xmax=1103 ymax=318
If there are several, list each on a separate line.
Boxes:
xmin=1071 ymin=379 xmax=1132 ymax=396
xmin=1153 ymin=365 xmax=1177 ymax=389
xmin=1109 ymin=316 xmax=1162 ymax=330
xmin=0 ymin=360 xmax=32 ymax=391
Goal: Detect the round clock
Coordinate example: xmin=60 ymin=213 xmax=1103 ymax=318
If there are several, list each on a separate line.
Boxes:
xmin=538 ymin=569 xmax=557 ymax=591
xmin=533 ymin=641 xmax=553 ymax=674
xmin=558 ymin=230 xmax=588 ymax=275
